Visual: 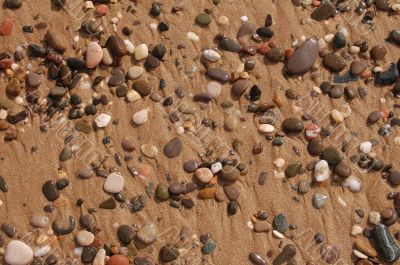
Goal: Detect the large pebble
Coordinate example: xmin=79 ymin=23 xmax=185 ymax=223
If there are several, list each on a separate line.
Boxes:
xmin=4 ymin=240 xmax=34 ymax=265
xmin=76 ymin=230 xmax=95 ymax=246
xmin=206 ymin=68 xmax=230 ymax=82
xmin=132 ymin=109 xmax=149 ymax=125
xmin=136 ymin=223 xmax=158 ymax=245
xmin=232 ymin=79 xmax=251 ymax=97
xmin=30 ymin=215 xmax=49 ymax=228
xmin=134 ymin=44 xmax=149 ymax=61
xmin=163 ymin=137 xmax=182 ymax=158
xmin=203 ymin=49 xmax=221 ymax=62
xmin=373 ymin=224 xmax=400 ymax=262
xmin=195 ymin=168 xmax=213 ymax=183
xmin=86 ymin=42 xmax=103 ymax=68
xmin=286 ymin=39 xmax=319 ymax=74
xmin=104 ymin=172 xmax=124 ymax=193
xmin=273 ymin=244 xmax=297 ymax=265
xmin=314 ymin=160 xmax=330 ymax=182
xmin=128 ymin=66 xmax=144 ymax=79
xmin=95 ymin=113 xmax=111 ymax=128
xmin=45 ymin=30 xmax=67 ymax=52
xmin=323 ymin=53 xmax=346 ymax=72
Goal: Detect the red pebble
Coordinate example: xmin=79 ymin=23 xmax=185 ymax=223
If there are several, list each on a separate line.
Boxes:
xmin=381 ymin=108 xmax=391 ymax=118
xmin=107 ymin=254 xmax=129 ymax=265
xmin=0 ymin=58 xmax=13 ymax=69
xmin=305 ymin=123 xmax=321 ymax=140
xmin=0 ymin=18 xmax=14 ymax=36
xmin=258 ymin=42 xmax=270 ymax=55
xmin=268 ymin=41 xmax=278 ymax=48
xmin=285 ymin=48 xmax=294 ymax=59
xmin=96 ymin=4 xmax=108 ymax=16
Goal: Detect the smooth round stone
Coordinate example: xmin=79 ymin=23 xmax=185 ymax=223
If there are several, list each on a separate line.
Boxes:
xmin=117 ymin=225 xmax=134 ymax=245
xmin=195 ymin=168 xmax=213 ymax=183
xmin=163 ymin=137 xmax=182 ymax=158
xmin=389 ymin=170 xmax=400 ymax=186
xmin=30 ymin=215 xmax=49 ymax=228
xmin=5 ymin=240 xmax=34 ymax=265
xmin=102 ymin=48 xmax=113 ymax=65
xmin=27 ymin=72 xmax=42 ymax=87
xmin=298 ymin=180 xmax=309 ymax=193
xmin=127 ymin=90 xmax=141 ymax=102
xmin=273 ymin=244 xmax=297 ymax=265
xmin=136 ymin=223 xmax=158 ymax=245
xmin=256 ymin=27 xmax=274 ymax=38
xmin=6 ymin=78 xmax=21 ymax=97
xmin=183 ymin=161 xmax=199 ymax=173
xmin=218 ymin=37 xmax=241 ymax=52
xmin=86 ymin=42 xmax=103 ymax=68
xmin=330 ymin=85 xmax=344 ymax=98
xmin=203 ymin=49 xmax=220 ymax=62
xmin=272 ymin=214 xmax=288 ymax=233
xmin=79 ymin=214 xmax=93 ymax=229
xmin=313 ymin=192 xmax=328 ymax=209
xmin=104 ymin=173 xmax=124 ymax=193
xmin=224 ymin=115 xmax=238 ymax=131
xmin=132 ymin=109 xmax=149 ymax=125
xmin=152 ymin=44 xmax=166 ymax=59
xmin=390 ymin=29 xmax=400 ymax=45
xmin=311 ymin=3 xmax=336 ymax=20
xmin=140 ymin=144 xmax=158 ymax=158
xmin=350 ymin=59 xmax=368 ymax=75
xmin=207 ymin=81 xmax=221 ymax=98
xmin=321 ymin=147 xmax=344 ymax=166
xmin=5 ymin=0 xmax=22 ymax=8
xmin=134 ymin=44 xmax=148 ymax=61
xmin=223 ymin=185 xmax=240 ymax=201
xmin=128 ymin=66 xmax=144 ymax=80
xmin=196 ymin=12 xmax=212 ymax=25
xmin=156 ymin=183 xmax=170 ymax=201
xmin=77 ymin=168 xmax=94 ymax=179
xmin=42 ymin=181 xmax=59 ymax=201
xmin=266 ymin=48 xmax=284 ymax=62
xmin=282 ymin=118 xmax=304 ymax=133
xmin=206 ymin=68 xmax=230 ymax=82
xmin=334 ymin=161 xmax=351 ymax=178
xmin=107 ymin=254 xmax=129 ymax=265
xmin=314 ymin=160 xmax=330 ymax=182
xmin=45 ymin=30 xmax=67 ymax=52
xmin=368 ymin=111 xmax=382 ymax=123
xmin=132 ymin=80 xmax=152 ymax=96
xmin=95 ymin=113 xmax=111 ymax=128
xmin=332 ymin=32 xmax=346 ymax=49
xmin=232 ymin=79 xmax=251 ymax=97
xmin=375 ymin=0 xmax=390 ymax=10
xmin=370 ymin=45 xmax=387 ymax=61
xmin=258 ymin=124 xmax=275 ymax=134
xmin=323 ymin=53 xmax=346 ymax=72
xmin=76 ymin=230 xmax=95 ymax=246
xmin=249 ymin=252 xmax=267 ymax=265
xmin=106 ymin=35 xmax=127 ymax=57
xmin=220 ymin=165 xmax=240 ymax=182
xmin=360 ymin=141 xmax=372 ymax=153
xmin=121 ymin=137 xmax=135 ymax=152
xmin=168 ymin=182 xmax=185 ymax=195
xmin=286 ymin=39 xmax=319 ymax=74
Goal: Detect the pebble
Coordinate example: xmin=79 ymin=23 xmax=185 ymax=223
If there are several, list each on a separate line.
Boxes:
xmin=0 ymin=176 xmax=8 ymax=192
xmin=232 ymin=79 xmax=251 ymax=97
xmin=107 ymin=254 xmax=129 ymax=265
xmin=203 ymin=49 xmax=221 ymax=62
xmin=286 ymin=39 xmax=319 ymax=74
xmin=320 ymin=244 xmax=341 ymax=263
xmin=134 ymin=44 xmax=148 ymax=61
xmin=351 ymin=225 xmax=363 ymax=236
xmin=77 ymin=168 xmax=94 ymax=179
xmin=206 ymin=68 xmax=230 ymax=82
xmin=254 ymin=221 xmax=271 ymax=233
xmin=390 ymin=29 xmax=400 ymax=45
xmin=359 ymin=141 xmax=372 ymax=153
xmin=133 ymin=80 xmax=152 ymax=96
xmin=195 ymin=168 xmax=213 ymax=183
xmin=121 ymin=137 xmax=135 ymax=152
xmin=223 ymin=185 xmax=240 ymax=201
xmin=334 ymin=161 xmax=351 ymax=178
xmin=373 ymin=224 xmax=400 ymax=262
xmin=34 ymin=246 xmax=51 ymax=258
xmin=117 ymin=225 xmax=134 ymax=245
xmin=136 ymin=223 xmax=158 ymax=245
xmin=313 ymin=192 xmax=328 ymax=209
xmin=273 ymin=244 xmax=297 ymax=265
xmin=104 ymin=172 xmax=124 ymax=193
xmin=199 ymin=187 xmax=216 ymax=199
xmin=156 ymin=183 xmax=169 ymax=201
xmin=79 ymin=214 xmax=93 ymax=228
xmin=219 ymin=37 xmax=241 ymax=52
xmin=206 ymin=81 xmax=222 ymax=98
xmin=311 ymin=3 xmax=336 ymax=20
xmin=128 ymin=66 xmax=144 ymax=80
xmin=272 ymin=213 xmax=288 ymax=233
xmin=332 ymin=32 xmax=346 ymax=49
xmin=76 ymin=230 xmax=95 ymax=246
xmin=102 ymin=48 xmax=113 ymax=65
xmin=30 ymin=215 xmax=49 ymax=228
xmin=86 ymin=42 xmax=103 ymax=68
xmin=237 ymin=22 xmax=256 ymax=38
xmin=186 ymin=31 xmax=199 ymax=42
xmin=106 ymin=35 xmax=127 ymax=57
xmin=1 ymin=223 xmax=16 ymax=237
xmin=389 ymin=170 xmax=400 ymax=186
xmin=196 ymin=12 xmax=212 ymax=26
xmin=370 ymin=45 xmax=387 ymax=61
xmin=42 ymin=180 xmax=59 ymax=201
xmin=140 ymin=144 xmax=158 ymax=158
xmin=127 ymin=90 xmax=141 ymax=102
xmin=4 ymin=240 xmax=34 ymax=265
xmin=5 ymin=0 xmax=22 ymax=8
xmin=314 ymin=160 xmax=330 ymax=182
xmin=282 ymin=118 xmax=304 ymax=133
xmin=132 ymin=109 xmax=149 ymax=125
xmin=267 ymin=48 xmax=284 ymax=62
xmin=93 ymin=249 xmax=106 ymax=265
xmin=369 ymin=211 xmax=381 ymax=224
xmin=45 ymin=30 xmax=67 ymax=52
xmin=95 ymin=113 xmax=111 ymax=128
xmin=0 ymin=19 xmax=14 ymax=36
xmin=354 ymin=239 xmax=378 ymax=257
xmin=163 ymin=137 xmax=182 ymax=158
xmin=159 ymin=246 xmax=179 ymax=262
xmin=249 ymin=253 xmax=267 ymax=265
xmin=331 ymin=109 xmax=344 ymax=123
xmin=26 ymin=72 xmax=42 ymax=87
xmin=323 ymin=53 xmax=346 ymax=72
xmin=258 ymin=124 xmax=275 ymax=134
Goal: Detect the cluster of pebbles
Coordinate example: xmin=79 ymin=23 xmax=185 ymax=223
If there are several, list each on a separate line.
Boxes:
xmin=1 ymin=0 xmax=400 ymax=264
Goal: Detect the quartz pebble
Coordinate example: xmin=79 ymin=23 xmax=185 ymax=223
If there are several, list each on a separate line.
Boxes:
xmin=203 ymin=49 xmax=221 ymax=62
xmin=86 ymin=42 xmax=103 ymax=68
xmin=314 ymin=160 xmax=330 ymax=182
xmin=104 ymin=172 xmax=124 ymax=193
xmin=4 ymin=240 xmax=34 ymax=265
xmin=136 ymin=223 xmax=158 ymax=245
xmin=132 ymin=109 xmax=149 ymax=125
xmin=76 ymin=230 xmax=95 ymax=246
xmin=95 ymin=113 xmax=111 ymax=128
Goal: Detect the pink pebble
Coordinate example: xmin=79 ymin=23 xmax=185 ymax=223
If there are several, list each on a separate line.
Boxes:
xmin=0 ymin=18 xmax=14 ymax=36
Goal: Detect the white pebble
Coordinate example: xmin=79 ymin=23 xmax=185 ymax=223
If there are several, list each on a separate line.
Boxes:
xmin=104 ymin=172 xmax=125 ymax=193
xmin=93 ymin=249 xmax=106 ymax=265
xmin=0 ymin=109 xmax=7 ymax=120
xmin=211 ymin=162 xmax=223 ymax=174
xmin=339 ymin=27 xmax=348 ymax=37
xmin=126 ymin=90 xmax=141 ymax=102
xmin=273 ymin=158 xmax=285 ymax=168
xmin=240 ymin=16 xmax=248 ymax=22
xmin=258 ymin=124 xmax=275 ymax=134
xmin=134 ymin=44 xmax=148 ymax=61
xmin=76 ymin=230 xmax=95 ymax=246
xmin=272 ymin=230 xmax=284 ymax=239
xmin=349 ymin=46 xmax=360 ymax=54
xmin=132 ymin=109 xmax=149 ymax=125
xmin=74 ymin=247 xmax=83 ymax=256
xmin=353 ymin=249 xmax=368 ymax=259
xmin=359 ymin=141 xmax=372 ymax=153
xmin=395 ymin=136 xmax=400 ymax=146
xmin=85 ymin=1 xmax=94 ymax=9
xmin=203 ymin=49 xmax=221 ymax=62
xmin=124 ymin=40 xmax=135 ymax=54
xmin=4 ymin=240 xmax=34 ymax=265
xmin=343 ymin=176 xmax=362 ymax=193
xmin=95 ymin=113 xmax=111 ymax=128
xmin=207 ymin=81 xmax=222 ymax=98
xmin=324 ymin=34 xmax=334 ymax=43
xmin=369 ymin=211 xmax=381 ymax=225
xmin=110 ymin=17 xmax=118 ymax=24
xmin=128 ymin=66 xmax=144 ymax=79
xmin=318 ymin=38 xmax=326 ymax=49
xmin=34 ymin=246 xmax=51 ymax=257
xmin=351 ymin=225 xmax=362 ymax=236
xmin=314 ymin=160 xmax=330 ymax=182
xmin=186 ymin=32 xmax=199 ymax=42
xmin=331 ymin=109 xmax=344 ymax=123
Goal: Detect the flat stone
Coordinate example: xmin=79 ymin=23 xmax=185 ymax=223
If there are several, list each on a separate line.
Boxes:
xmin=282 ymin=118 xmax=304 ymax=133
xmin=6 ymin=78 xmax=21 ymax=97
xmin=286 ymin=39 xmax=319 ymax=74
xmin=140 ymin=144 xmax=158 ymax=158
xmin=117 ymin=225 xmax=134 ymax=245
xmin=77 ymin=168 xmax=94 ymax=179
xmin=104 ymin=172 xmax=124 ymax=193
xmin=133 ymin=80 xmax=152 ymax=96
xmin=311 ymin=3 xmax=336 ymax=21
xmin=163 ymin=137 xmax=182 ymax=158
xmin=196 ymin=12 xmax=212 ymax=25
xmin=232 ymin=79 xmax=251 ymax=97
xmin=223 ymin=185 xmax=240 ymax=201
xmin=1 ymin=223 xmax=16 ymax=237
xmin=237 ymin=22 xmax=256 ymax=38
xmin=4 ymin=240 xmax=34 ymax=265
xmin=160 ymin=246 xmax=179 ymax=262
xmin=206 ymin=68 xmax=230 ymax=82
xmin=254 ymin=221 xmax=271 ymax=233
xmin=99 ymin=197 xmax=117 ymax=209
xmin=136 ymin=223 xmax=158 ymax=245
xmin=168 ymin=183 xmax=185 ymax=195
xmin=323 ymin=53 xmax=346 ymax=72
